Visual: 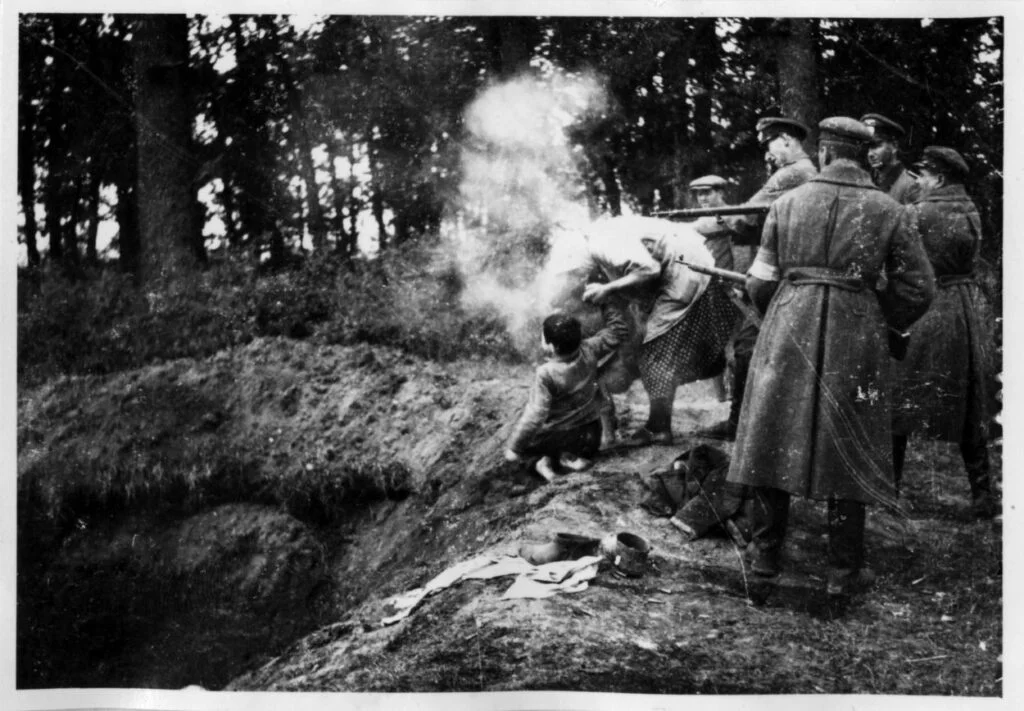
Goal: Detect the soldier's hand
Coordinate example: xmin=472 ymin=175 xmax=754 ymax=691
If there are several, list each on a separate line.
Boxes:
xmin=582 ymin=283 xmax=610 ymax=304
xmin=504 ymin=448 xmax=522 ymax=463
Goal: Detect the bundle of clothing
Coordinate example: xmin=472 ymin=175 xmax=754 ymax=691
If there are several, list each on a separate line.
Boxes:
xmin=641 ymin=443 xmax=754 ymax=545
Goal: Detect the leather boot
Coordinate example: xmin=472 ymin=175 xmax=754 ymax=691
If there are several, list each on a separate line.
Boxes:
xmin=826 ymin=567 xmax=877 ymax=597
xmin=962 ymin=438 xmax=997 ymax=519
xmin=748 ymin=487 xmax=788 ymax=577
xmin=518 ymin=532 xmax=601 ymax=565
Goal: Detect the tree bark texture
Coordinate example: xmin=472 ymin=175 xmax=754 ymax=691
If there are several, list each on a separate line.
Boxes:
xmin=133 ymin=14 xmax=199 ymax=284
xmin=775 ymin=19 xmax=823 ymax=148
xmin=486 ymin=17 xmax=539 ymax=78
xmin=18 ymin=96 xmax=41 ymax=268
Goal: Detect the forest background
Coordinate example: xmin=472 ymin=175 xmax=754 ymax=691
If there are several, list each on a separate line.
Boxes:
xmin=12 ymin=10 xmax=1005 ymax=386
xmin=5 ymin=3 xmax=1015 ymax=699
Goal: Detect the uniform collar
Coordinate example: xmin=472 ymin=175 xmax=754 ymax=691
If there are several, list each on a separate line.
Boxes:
xmin=778 ymin=148 xmax=812 ymax=169
xmin=872 ymin=161 xmax=908 ymax=191
xmin=811 ymin=159 xmax=878 ymax=189
xmin=920 ymin=183 xmax=972 ymax=203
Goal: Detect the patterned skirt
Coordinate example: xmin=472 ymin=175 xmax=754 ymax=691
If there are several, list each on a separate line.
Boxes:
xmin=639 ymin=281 xmax=742 ymax=400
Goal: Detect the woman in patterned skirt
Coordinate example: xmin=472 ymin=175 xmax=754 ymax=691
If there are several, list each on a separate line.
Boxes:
xmin=581 ymin=215 xmax=742 ymax=445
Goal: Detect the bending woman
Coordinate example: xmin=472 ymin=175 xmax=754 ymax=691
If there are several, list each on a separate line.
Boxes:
xmin=580 ymin=215 xmax=741 ymax=446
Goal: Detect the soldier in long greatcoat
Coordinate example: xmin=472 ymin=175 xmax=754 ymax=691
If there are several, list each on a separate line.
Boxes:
xmin=891 ymin=146 xmax=997 ymax=518
xmin=726 ymin=117 xmax=935 ymax=597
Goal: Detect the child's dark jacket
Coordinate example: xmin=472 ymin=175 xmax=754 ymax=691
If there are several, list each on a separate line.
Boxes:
xmin=507 ymin=306 xmax=628 ymax=454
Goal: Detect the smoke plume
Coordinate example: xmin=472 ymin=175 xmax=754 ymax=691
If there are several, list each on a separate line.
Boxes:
xmin=441 ymin=70 xmax=610 ymax=352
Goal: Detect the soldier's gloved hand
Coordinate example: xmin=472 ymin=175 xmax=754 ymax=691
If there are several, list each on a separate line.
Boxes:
xmin=504 ymin=448 xmax=523 ymax=463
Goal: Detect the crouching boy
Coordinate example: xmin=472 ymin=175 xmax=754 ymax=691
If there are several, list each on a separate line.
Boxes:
xmin=504 ymin=303 xmax=628 ymax=482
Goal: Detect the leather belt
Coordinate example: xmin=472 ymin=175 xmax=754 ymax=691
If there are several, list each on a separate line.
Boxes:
xmin=782 ymin=266 xmax=875 ymax=293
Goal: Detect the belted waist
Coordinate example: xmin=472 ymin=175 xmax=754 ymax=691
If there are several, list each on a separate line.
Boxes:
xmin=937 ymin=273 xmax=975 ymax=288
xmin=782 ymin=267 xmax=876 ymax=292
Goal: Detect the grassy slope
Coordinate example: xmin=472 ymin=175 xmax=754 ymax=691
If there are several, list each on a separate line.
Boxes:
xmin=17 ymin=335 xmax=1002 ymax=695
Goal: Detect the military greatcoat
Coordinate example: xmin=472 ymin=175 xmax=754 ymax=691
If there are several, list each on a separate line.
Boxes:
xmin=874 ymin=162 xmax=921 ymax=205
xmin=727 ymin=160 xmax=935 ymax=504
xmin=891 ymin=184 xmax=992 ymax=442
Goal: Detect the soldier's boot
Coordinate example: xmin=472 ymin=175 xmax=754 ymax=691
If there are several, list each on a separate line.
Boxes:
xmin=518 ymin=532 xmax=601 ymax=566
xmin=826 ymin=567 xmax=877 ymax=597
xmin=827 ymin=499 xmax=872 ymax=598
xmin=962 ymin=438 xmax=997 ymax=519
xmin=748 ymin=487 xmax=789 ymax=578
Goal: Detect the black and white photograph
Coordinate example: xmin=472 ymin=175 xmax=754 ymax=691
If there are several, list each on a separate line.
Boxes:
xmin=4 ymin=1 xmax=1017 ymax=708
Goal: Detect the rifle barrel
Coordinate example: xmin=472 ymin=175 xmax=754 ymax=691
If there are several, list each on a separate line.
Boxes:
xmin=677 ymin=259 xmax=747 ymax=284
xmin=652 ymin=205 xmax=771 ymax=219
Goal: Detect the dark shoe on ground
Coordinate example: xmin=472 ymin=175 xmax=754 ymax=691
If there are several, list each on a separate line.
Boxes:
xmin=826 ymin=567 xmax=877 ymax=597
xmin=622 ymin=427 xmax=673 ymax=447
xmin=750 ymin=547 xmax=781 ymax=578
xmin=696 ymin=419 xmax=737 ymax=441
xmin=518 ymin=532 xmax=601 ymax=565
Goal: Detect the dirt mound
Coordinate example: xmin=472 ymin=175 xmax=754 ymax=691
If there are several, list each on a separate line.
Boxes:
xmin=17 ymin=337 xmax=1002 ymax=694
xmin=20 ymin=503 xmax=328 ymax=688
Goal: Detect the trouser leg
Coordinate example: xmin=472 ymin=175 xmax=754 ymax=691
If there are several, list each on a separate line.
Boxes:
xmin=646 ymin=396 xmax=674 ymax=434
xmin=729 ymin=319 xmax=758 ymax=427
xmin=961 ymin=431 xmax=996 ymax=518
xmin=961 ymin=434 xmax=991 ymax=499
xmin=892 ymin=434 xmax=908 ymax=495
xmin=749 ymin=487 xmax=789 ymax=574
xmin=827 ymin=499 xmax=866 ymax=571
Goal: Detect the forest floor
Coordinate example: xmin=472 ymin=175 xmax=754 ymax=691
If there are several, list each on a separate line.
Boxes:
xmin=16 ymin=336 xmax=1003 ymax=696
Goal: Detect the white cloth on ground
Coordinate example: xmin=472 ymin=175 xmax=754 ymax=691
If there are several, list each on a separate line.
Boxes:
xmin=380 ymin=553 xmax=604 ymax=624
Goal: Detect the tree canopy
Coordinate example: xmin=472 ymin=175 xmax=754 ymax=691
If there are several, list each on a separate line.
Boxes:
xmin=16 ymin=14 xmax=1004 ymax=275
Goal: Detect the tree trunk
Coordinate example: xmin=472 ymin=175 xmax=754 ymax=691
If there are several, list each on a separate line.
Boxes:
xmin=275 ymin=48 xmax=327 ymax=251
xmin=775 ymin=19 xmax=822 ymax=147
xmin=663 ymin=19 xmax=715 ymax=207
xmin=328 ymin=143 xmax=355 ymax=258
xmin=600 ymin=156 xmax=622 ymax=216
xmin=486 ymin=17 xmax=539 ymax=77
xmin=84 ymin=174 xmax=100 ymax=263
xmin=690 ymin=19 xmax=719 ymax=182
xmin=18 ymin=96 xmax=41 ymax=268
xmin=116 ymin=139 xmax=141 ymax=274
xmin=367 ymin=136 xmax=387 ymax=251
xmin=132 ymin=15 xmax=199 ymax=284
xmin=347 ymin=143 xmax=361 ymax=255
xmin=42 ymin=41 xmax=66 ymax=264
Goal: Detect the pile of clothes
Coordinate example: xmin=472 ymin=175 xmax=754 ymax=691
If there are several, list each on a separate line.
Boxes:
xmin=641 ymin=443 xmax=754 ymax=546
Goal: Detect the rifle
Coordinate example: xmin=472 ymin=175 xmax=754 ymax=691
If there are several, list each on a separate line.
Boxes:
xmin=652 ymin=205 xmax=771 ymax=220
xmin=677 ymin=259 xmax=747 ymax=285
xmin=676 ymin=258 xmax=762 ymax=326
xmin=680 ymin=258 xmax=911 ymax=359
